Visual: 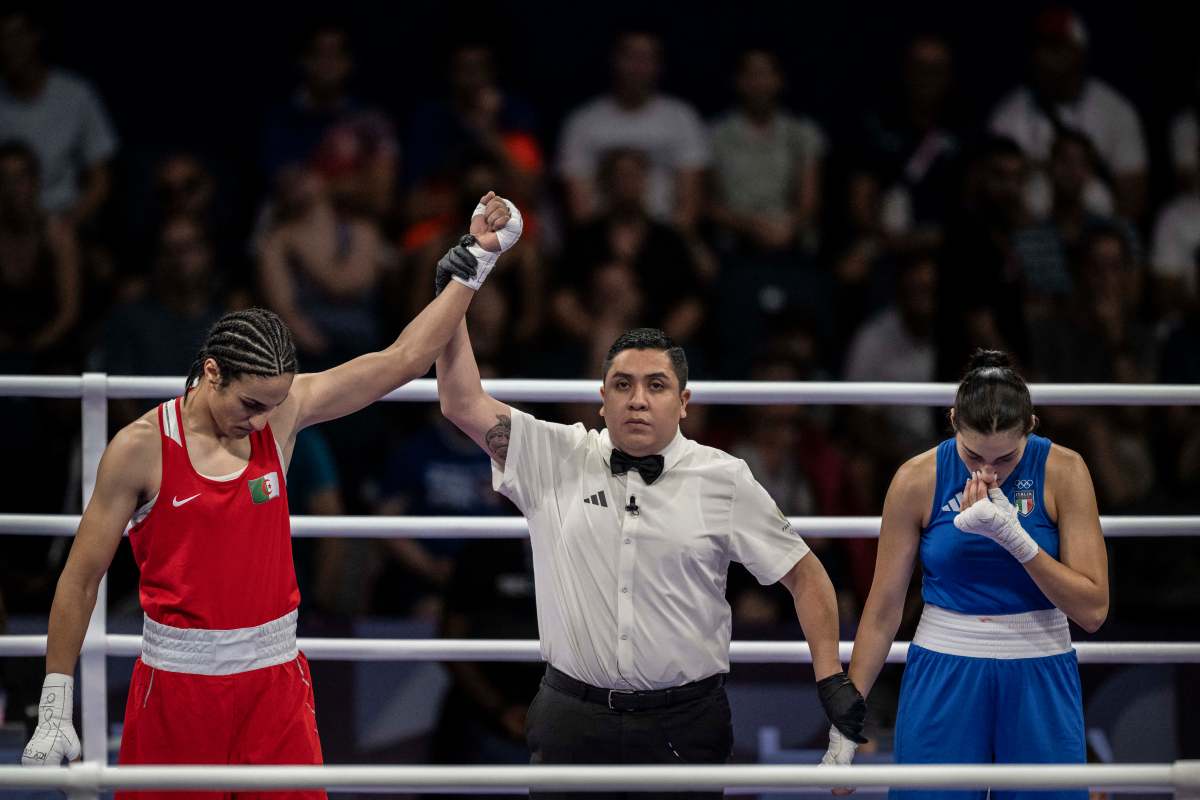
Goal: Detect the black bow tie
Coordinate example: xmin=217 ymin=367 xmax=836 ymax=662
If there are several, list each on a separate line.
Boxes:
xmin=610 ymin=449 xmax=665 ymax=485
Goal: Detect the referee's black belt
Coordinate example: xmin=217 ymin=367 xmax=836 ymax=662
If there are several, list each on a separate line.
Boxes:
xmin=543 ymin=665 xmax=726 ymax=712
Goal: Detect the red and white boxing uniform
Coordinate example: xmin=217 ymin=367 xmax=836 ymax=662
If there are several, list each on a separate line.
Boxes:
xmin=117 ymin=397 xmax=323 ymax=800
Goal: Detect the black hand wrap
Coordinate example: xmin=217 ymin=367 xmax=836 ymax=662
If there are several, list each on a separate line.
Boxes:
xmin=817 ymin=671 xmax=868 ymax=743
xmin=434 ymin=235 xmax=480 ymax=296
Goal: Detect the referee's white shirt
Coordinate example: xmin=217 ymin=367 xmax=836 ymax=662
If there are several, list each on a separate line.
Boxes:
xmin=492 ymin=408 xmax=811 ymax=691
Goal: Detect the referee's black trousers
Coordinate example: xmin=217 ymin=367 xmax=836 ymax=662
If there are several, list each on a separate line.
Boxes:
xmin=525 ymin=667 xmax=734 ymax=800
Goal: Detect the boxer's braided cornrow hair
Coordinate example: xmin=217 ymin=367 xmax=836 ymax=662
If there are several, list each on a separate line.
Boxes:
xmin=184 ymin=308 xmax=297 ymax=401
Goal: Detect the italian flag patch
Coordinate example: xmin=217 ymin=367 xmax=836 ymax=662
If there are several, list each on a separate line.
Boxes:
xmin=248 ymin=472 xmax=281 ymax=504
xmin=1014 ymin=490 xmax=1035 ymax=517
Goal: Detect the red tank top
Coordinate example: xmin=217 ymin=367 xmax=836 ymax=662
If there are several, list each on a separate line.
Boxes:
xmin=129 ymin=397 xmax=300 ymax=629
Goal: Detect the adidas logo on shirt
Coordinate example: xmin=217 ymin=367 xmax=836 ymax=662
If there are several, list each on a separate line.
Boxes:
xmin=941 ymin=491 xmax=964 ymax=513
xmin=584 ymin=490 xmax=608 ymax=508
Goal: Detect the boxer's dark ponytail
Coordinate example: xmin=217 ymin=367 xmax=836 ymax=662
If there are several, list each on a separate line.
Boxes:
xmin=952 ymin=349 xmax=1035 ymax=434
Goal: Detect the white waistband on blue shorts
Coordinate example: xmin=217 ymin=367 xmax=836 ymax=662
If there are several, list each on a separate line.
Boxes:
xmin=913 ymin=604 xmax=1072 ymax=659
xmin=140 ymin=609 xmax=299 ymax=675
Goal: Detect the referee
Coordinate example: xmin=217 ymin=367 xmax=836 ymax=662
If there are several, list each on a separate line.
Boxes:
xmin=434 ymin=243 xmax=866 ymax=799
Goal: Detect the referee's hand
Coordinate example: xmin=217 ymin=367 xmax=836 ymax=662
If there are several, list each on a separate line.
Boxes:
xmin=817 ymin=671 xmax=868 ymax=743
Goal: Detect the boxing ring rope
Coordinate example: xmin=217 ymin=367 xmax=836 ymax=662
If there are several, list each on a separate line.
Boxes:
xmin=1 ymin=373 xmax=1198 ymax=797
xmin=1 ymin=512 xmax=1197 ymax=538
xmin=2 ymin=762 xmax=1199 ymax=794
xmin=2 ymin=635 xmax=1200 ymax=664
xmin=6 ymin=374 xmax=1200 ymax=405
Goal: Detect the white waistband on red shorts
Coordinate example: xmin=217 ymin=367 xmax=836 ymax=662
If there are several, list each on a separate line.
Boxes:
xmin=140 ymin=609 xmax=299 ymax=675
xmin=913 ymin=603 xmax=1072 ymax=659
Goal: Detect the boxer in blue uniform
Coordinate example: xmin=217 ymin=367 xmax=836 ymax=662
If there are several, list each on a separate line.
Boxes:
xmin=824 ymin=349 xmax=1109 ymax=800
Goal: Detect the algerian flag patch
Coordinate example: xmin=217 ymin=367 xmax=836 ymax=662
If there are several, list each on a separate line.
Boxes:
xmin=248 ymin=472 xmax=281 ymax=504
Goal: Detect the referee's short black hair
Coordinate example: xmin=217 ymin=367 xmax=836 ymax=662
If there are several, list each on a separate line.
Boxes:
xmin=602 ymin=328 xmax=688 ymax=390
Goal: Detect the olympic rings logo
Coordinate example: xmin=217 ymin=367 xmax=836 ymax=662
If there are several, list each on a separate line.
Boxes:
xmin=1016 ymin=479 xmax=1034 ymax=489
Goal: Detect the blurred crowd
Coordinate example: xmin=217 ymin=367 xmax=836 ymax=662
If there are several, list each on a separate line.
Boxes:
xmin=2 ymin=4 xmax=1199 ymax=763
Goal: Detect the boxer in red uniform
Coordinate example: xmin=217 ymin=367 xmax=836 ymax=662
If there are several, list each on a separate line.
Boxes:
xmin=22 ymin=192 xmax=523 ymax=800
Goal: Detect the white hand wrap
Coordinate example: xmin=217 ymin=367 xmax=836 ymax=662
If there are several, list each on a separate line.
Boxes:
xmin=953 ymin=487 xmax=1040 ymax=563
xmin=820 ymin=724 xmax=858 ymax=766
xmin=453 ymin=197 xmax=523 ymax=291
xmin=22 ymin=673 xmax=80 ymax=766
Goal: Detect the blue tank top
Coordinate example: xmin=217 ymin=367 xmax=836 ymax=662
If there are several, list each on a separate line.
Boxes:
xmin=921 ymin=434 xmax=1058 ymax=614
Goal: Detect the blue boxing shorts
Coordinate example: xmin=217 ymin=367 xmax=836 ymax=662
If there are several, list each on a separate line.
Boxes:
xmin=891 ymin=606 xmax=1086 ymax=800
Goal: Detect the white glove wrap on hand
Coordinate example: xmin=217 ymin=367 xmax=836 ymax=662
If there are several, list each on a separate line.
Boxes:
xmin=953 ymin=487 xmax=1040 ymax=563
xmin=22 ymin=673 xmax=80 ymax=766
xmin=820 ymin=724 xmax=858 ymax=766
xmin=453 ymin=198 xmax=523 ymax=291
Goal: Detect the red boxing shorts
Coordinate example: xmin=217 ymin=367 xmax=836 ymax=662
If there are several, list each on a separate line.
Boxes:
xmin=116 ymin=653 xmax=325 ymax=800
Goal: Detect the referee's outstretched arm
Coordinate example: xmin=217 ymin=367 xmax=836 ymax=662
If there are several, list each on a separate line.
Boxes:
xmin=436 ymin=319 xmax=514 ymax=467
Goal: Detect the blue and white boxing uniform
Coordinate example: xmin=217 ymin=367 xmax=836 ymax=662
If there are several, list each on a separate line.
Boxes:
xmin=893 ymin=434 xmax=1085 ymax=800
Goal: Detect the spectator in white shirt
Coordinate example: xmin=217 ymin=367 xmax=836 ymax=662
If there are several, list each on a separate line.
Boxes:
xmin=0 ymin=9 xmax=117 ymax=227
xmin=844 ymin=250 xmax=938 ymax=459
xmin=989 ymin=7 xmax=1147 ymax=221
xmin=557 ymin=31 xmax=709 ymax=230
xmin=1168 ymin=69 xmax=1198 ymax=191
xmin=1151 ymin=136 xmax=1200 ymax=317
xmin=709 ymin=48 xmax=826 ymax=257
xmin=1012 ymin=129 xmax=1141 ymax=306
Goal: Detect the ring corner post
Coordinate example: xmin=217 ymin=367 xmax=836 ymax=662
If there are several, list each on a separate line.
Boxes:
xmin=79 ymin=372 xmax=110 ymax=796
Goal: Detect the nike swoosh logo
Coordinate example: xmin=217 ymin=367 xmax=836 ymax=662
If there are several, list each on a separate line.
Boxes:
xmin=172 ymin=493 xmax=201 ymax=508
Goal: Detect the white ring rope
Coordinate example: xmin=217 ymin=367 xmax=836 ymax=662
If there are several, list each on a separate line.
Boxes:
xmin=0 ymin=762 xmax=1195 ymax=793
xmin=0 ymin=513 xmax=1195 ymax=538
xmin=1 ymin=636 xmax=1198 ymax=664
xmin=3 ymin=375 xmax=1200 ymax=405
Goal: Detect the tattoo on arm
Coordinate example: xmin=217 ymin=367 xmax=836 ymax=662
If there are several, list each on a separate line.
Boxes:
xmin=484 ymin=414 xmax=511 ymax=465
